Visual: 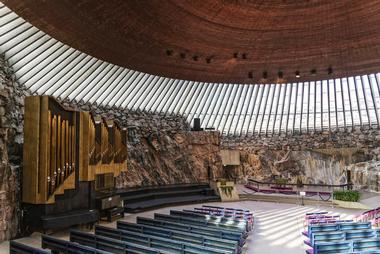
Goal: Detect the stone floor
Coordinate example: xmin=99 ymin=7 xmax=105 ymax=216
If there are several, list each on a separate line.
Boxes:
xmin=0 ymin=200 xmax=367 ymax=254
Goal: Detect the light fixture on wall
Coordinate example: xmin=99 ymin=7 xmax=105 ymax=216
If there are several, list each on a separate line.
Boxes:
xmin=327 ymin=66 xmax=333 ymax=75
xmin=295 ymin=71 xmax=301 ymax=78
xmin=278 ymin=70 xmax=284 ymax=79
xmin=262 ymin=71 xmax=268 ymax=79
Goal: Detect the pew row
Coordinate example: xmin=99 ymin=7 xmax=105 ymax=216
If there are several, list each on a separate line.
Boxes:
xmin=305 ymin=229 xmax=380 ymax=247
xmin=169 ymin=210 xmax=249 ymax=232
xmin=10 ymin=241 xmax=49 ymax=254
xmin=115 ymin=221 xmax=241 ymax=253
xmin=70 ymin=229 xmax=230 ymax=254
xmin=154 ymin=213 xmax=248 ymax=236
xmin=306 ymin=238 xmax=380 ymax=254
xmin=41 ymin=234 xmax=111 ymax=254
xmin=304 ymin=222 xmax=372 ymax=237
xmin=136 ymin=216 xmax=246 ymax=246
xmin=94 ymin=225 xmax=232 ymax=254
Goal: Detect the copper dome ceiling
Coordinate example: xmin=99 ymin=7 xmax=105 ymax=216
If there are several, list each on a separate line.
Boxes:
xmin=3 ymin=0 xmax=380 ymax=84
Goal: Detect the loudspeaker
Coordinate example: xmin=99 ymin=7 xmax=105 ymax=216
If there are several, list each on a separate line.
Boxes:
xmin=193 ymin=118 xmax=203 ymax=131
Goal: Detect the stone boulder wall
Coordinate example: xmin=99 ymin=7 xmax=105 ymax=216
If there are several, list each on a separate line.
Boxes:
xmin=123 ymin=131 xmax=222 ymax=187
xmin=61 ymin=101 xmax=223 ymax=188
xmin=0 ymin=55 xmax=30 ymax=241
xmin=222 ymin=131 xmax=380 ymax=192
xmin=348 ymin=161 xmax=380 ymax=192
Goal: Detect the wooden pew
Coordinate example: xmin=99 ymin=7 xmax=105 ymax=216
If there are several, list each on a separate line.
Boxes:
xmin=70 ymin=229 xmax=173 ymax=254
xmin=116 ymin=221 xmax=241 ymax=253
xmin=41 ymin=234 xmax=111 ymax=254
xmin=155 ymin=213 xmax=248 ymax=236
xmin=10 ymin=241 xmax=49 ymax=254
xmin=194 ymin=207 xmax=253 ymax=219
xmin=94 ymin=225 xmax=232 ymax=254
xmin=305 ymin=229 xmax=380 ymax=247
xmin=136 ymin=216 xmax=245 ymax=246
xmin=174 ymin=210 xmax=250 ymax=232
xmin=306 ymin=222 xmax=372 ymax=237
xmin=307 ymin=238 xmax=380 ymax=254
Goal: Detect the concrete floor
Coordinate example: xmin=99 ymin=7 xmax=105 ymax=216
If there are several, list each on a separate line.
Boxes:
xmin=0 ymin=200 xmax=366 ymax=254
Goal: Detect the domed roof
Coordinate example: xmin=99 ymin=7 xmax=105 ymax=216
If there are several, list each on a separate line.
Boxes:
xmin=3 ymin=0 xmax=380 ymax=83
xmin=1 ymin=1 xmax=380 ymax=136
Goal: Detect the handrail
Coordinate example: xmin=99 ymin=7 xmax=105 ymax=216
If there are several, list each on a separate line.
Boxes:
xmin=247 ymin=178 xmax=352 ymax=188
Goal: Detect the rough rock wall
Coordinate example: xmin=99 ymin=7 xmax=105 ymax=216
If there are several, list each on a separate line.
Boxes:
xmin=222 ymin=130 xmax=380 ymax=191
xmin=60 ymin=102 xmax=223 ymax=187
xmin=0 ymin=55 xmax=30 ymax=240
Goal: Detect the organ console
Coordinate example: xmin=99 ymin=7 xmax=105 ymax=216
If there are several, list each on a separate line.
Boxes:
xmin=23 ymin=96 xmax=127 ymax=205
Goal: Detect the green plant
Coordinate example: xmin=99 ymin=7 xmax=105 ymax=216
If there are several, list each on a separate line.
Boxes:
xmin=275 ymin=177 xmax=288 ymax=187
xmin=333 ymin=190 xmax=360 ymax=202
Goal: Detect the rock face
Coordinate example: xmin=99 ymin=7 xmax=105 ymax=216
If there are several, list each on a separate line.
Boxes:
xmin=61 ymin=101 xmax=224 ymax=187
xmin=221 ymin=131 xmax=380 ymax=191
xmin=0 ymin=54 xmax=30 ymax=241
xmin=123 ymin=131 xmax=222 ymax=187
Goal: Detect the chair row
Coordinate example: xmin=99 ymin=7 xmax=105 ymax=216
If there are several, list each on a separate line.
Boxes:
xmin=169 ymin=210 xmax=251 ymax=232
xmin=116 ymin=221 xmax=241 ymax=252
xmin=303 ymin=213 xmax=380 ymax=254
xmin=306 ymin=238 xmax=380 ymax=254
xmin=304 ymin=222 xmax=372 ymax=237
xmin=305 ymin=228 xmax=380 ymax=247
xmin=10 ymin=206 xmax=251 ymax=254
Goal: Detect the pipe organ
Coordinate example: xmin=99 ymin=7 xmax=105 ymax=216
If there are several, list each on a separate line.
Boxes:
xmin=23 ymin=96 xmax=128 ymax=204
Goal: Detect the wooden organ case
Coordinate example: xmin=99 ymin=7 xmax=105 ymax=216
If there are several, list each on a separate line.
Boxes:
xmin=22 ymin=96 xmax=128 ymax=231
xmin=23 ymin=96 xmax=78 ymax=204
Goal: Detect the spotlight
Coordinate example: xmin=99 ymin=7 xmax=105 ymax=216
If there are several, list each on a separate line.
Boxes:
xmin=248 ymin=71 xmax=253 ymax=79
xmin=166 ymin=49 xmax=173 ymax=56
xmin=180 ymin=53 xmax=186 ymax=59
xmin=192 ymin=55 xmax=199 ymax=61
xmin=295 ymin=71 xmax=301 ymax=78
xmin=327 ymin=66 xmax=333 ymax=75
xmin=262 ymin=71 xmax=268 ymax=79
xmin=311 ymin=69 xmax=317 ymax=76
xmin=278 ymin=70 xmax=284 ymax=79
xmin=233 ymin=52 xmax=238 ymax=58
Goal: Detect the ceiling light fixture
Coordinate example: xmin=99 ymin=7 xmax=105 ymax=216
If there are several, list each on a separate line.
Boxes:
xmin=262 ymin=71 xmax=268 ymax=79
